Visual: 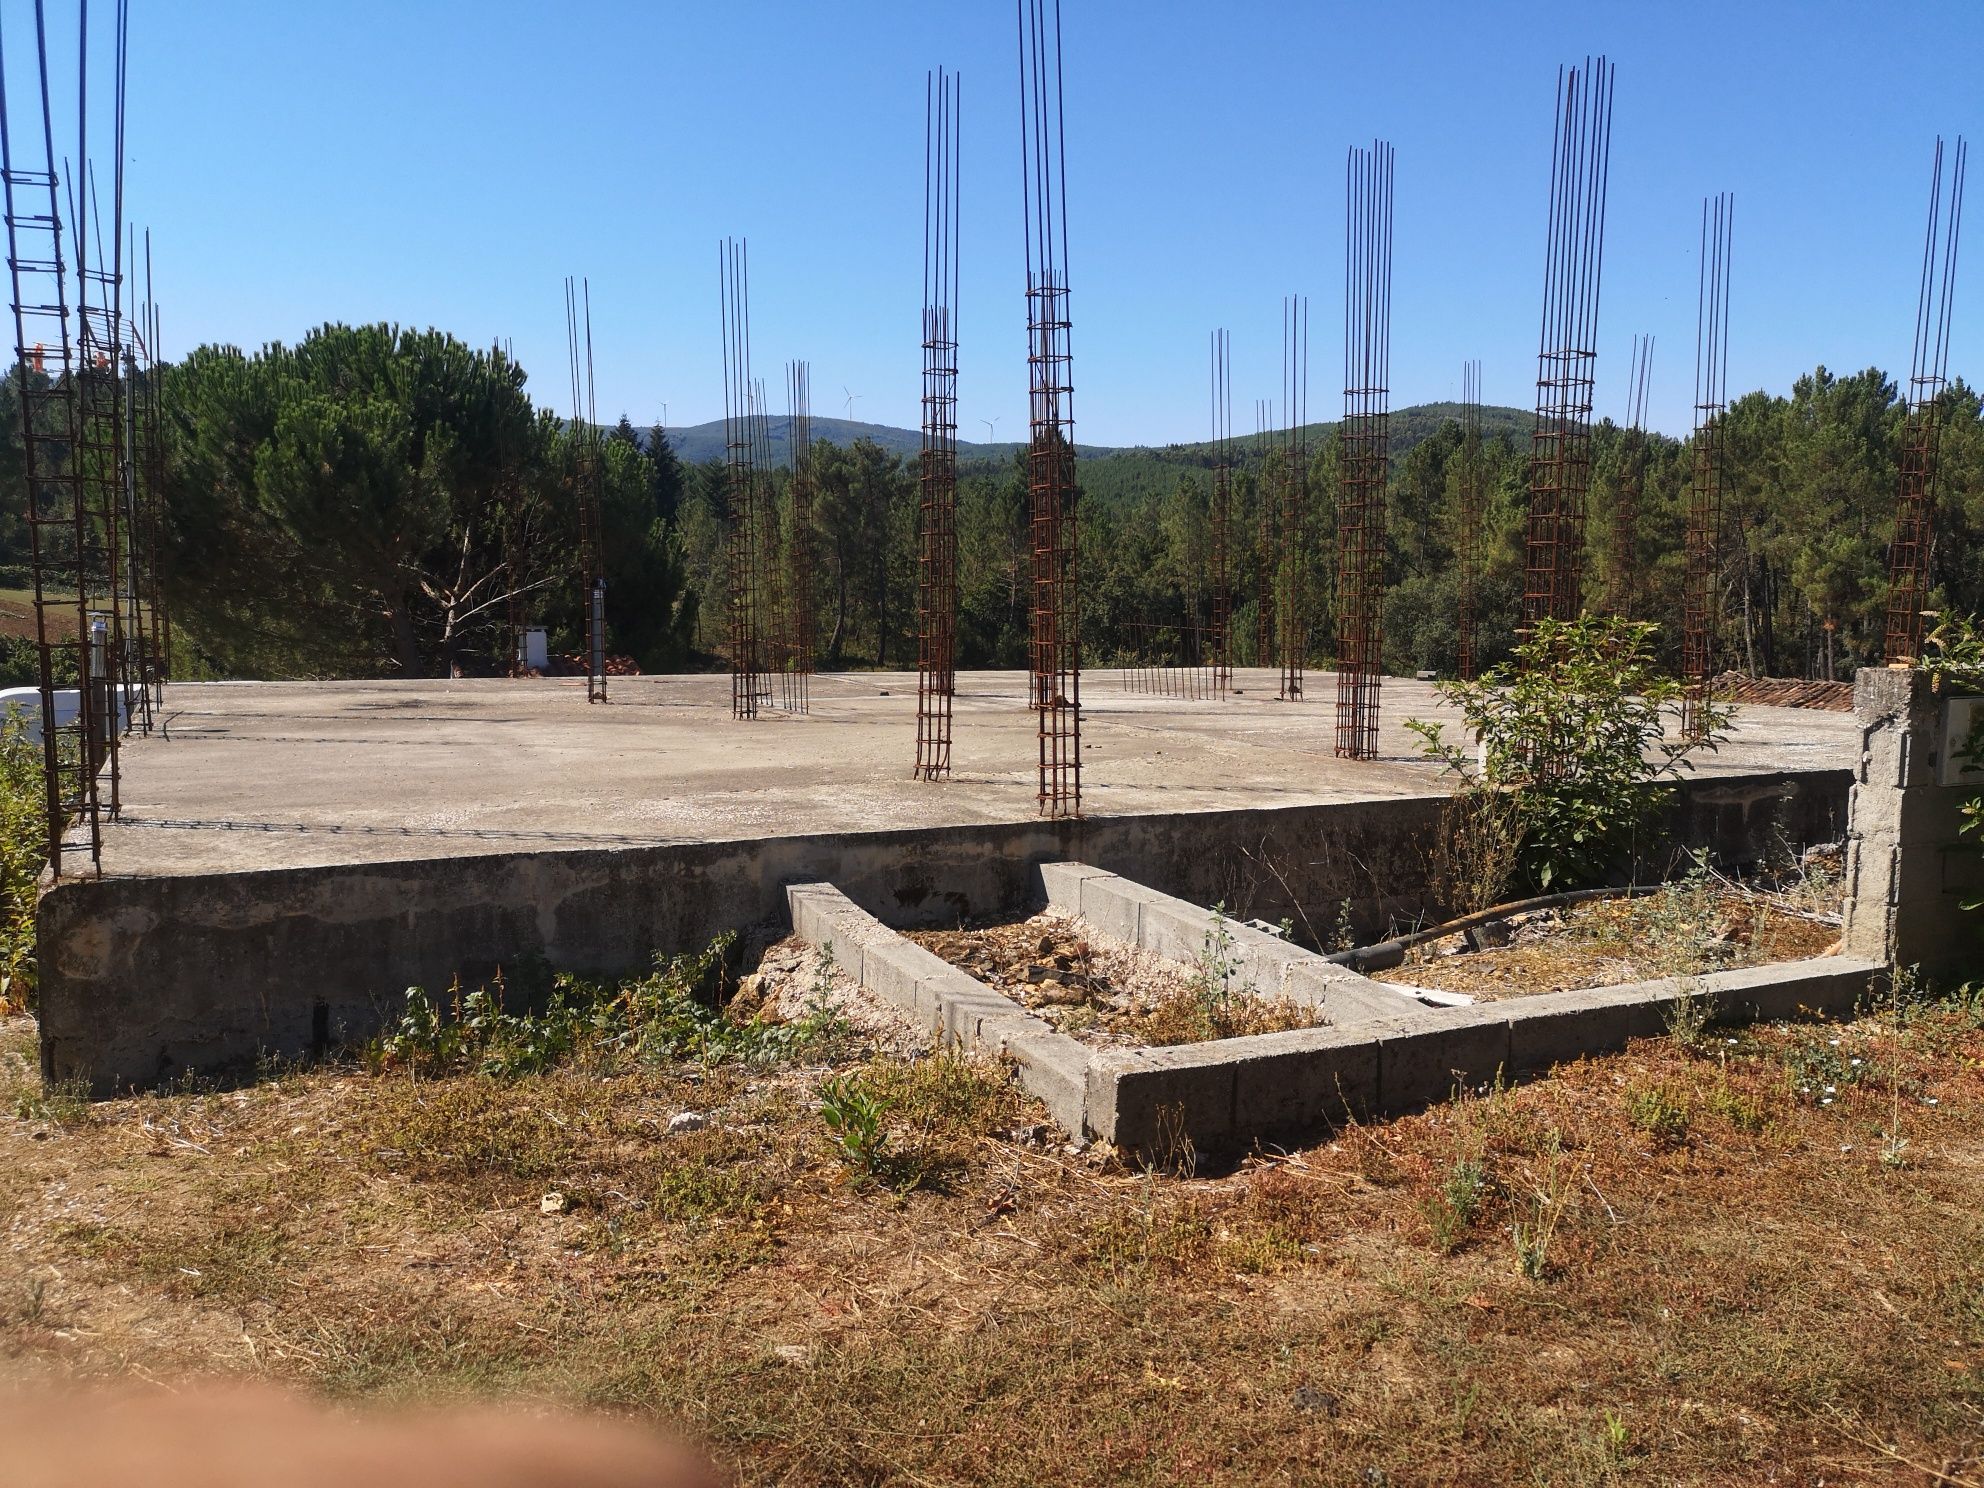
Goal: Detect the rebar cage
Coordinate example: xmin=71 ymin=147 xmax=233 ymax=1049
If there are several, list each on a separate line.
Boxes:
xmin=915 ymin=67 xmax=960 ymax=779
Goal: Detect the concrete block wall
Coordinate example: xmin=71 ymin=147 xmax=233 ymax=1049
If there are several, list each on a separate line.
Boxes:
xmin=1841 ymin=667 xmax=1984 ymax=984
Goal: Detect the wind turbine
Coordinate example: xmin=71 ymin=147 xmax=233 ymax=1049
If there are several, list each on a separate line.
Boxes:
xmin=980 ymin=417 xmax=999 ymax=444
xmin=842 ymin=386 xmax=861 ymax=423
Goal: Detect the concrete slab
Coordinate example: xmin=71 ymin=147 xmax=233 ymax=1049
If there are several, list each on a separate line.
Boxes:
xmin=95 ymin=670 xmax=1855 ymax=877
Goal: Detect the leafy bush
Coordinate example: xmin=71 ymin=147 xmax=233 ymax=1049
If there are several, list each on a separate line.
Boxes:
xmin=1407 ymin=615 xmax=1733 ymax=893
xmin=0 ymin=709 xmax=44 ymax=1013
xmin=1920 ymin=614 xmax=1984 ymax=915
xmin=376 ymin=933 xmax=850 ymax=1079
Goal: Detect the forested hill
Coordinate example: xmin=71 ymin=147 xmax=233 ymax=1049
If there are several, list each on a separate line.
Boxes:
xmin=654 ymin=416 xmax=1036 ymax=465
xmin=1059 ymin=402 xmax=1535 ymax=507
xmin=645 ymin=400 xmax=1533 ymax=474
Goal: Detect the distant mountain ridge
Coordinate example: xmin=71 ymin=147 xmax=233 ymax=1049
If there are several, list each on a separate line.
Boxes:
xmin=641 ymin=402 xmax=1534 ymax=467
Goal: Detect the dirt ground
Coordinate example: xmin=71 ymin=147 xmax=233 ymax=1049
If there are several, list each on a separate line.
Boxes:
xmin=906 ymin=910 xmax=1321 ymax=1046
xmin=6 ymin=975 xmax=1984 ymax=1486
xmin=1376 ymin=881 xmax=1844 ymax=1001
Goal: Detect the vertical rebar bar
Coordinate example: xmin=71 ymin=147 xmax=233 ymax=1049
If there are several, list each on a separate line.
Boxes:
xmin=720 ymin=237 xmax=766 ymax=719
xmin=1455 ymin=358 xmax=1482 ymax=682
xmin=1208 ymin=328 xmax=1232 ymax=697
xmin=1524 ymin=57 xmax=1614 ymax=633
xmin=781 ymin=359 xmax=815 ymax=713
xmin=1609 ymin=333 xmax=1653 ymax=620
xmin=1883 ymin=135 xmax=1967 ymax=664
xmin=1682 ymin=195 xmax=1733 ymax=740
xmin=564 ymin=277 xmax=607 ymax=702
xmin=1279 ymin=294 xmax=1309 ymax=702
xmin=1253 ymin=397 xmax=1274 ymax=672
xmin=916 ymin=66 xmax=961 ymax=778
xmin=1018 ymin=0 xmax=1079 ymax=817
xmin=1337 ymin=139 xmax=1393 ymax=760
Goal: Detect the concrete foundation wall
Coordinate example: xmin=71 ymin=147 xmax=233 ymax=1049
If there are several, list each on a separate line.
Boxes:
xmin=787 ymin=874 xmax=1881 ymax=1154
xmin=40 ymin=767 xmax=1848 ymax=1093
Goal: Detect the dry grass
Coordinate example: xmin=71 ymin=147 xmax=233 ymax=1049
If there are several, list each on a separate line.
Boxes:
xmin=1378 ymin=886 xmax=1843 ymax=1000
xmin=6 ymin=991 xmax=1984 ymax=1485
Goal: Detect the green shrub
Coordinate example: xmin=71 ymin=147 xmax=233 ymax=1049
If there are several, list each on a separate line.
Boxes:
xmin=1920 ymin=614 xmax=1984 ymax=917
xmin=1407 ymin=615 xmax=1733 ymax=892
xmin=1422 ymin=1154 xmax=1486 ymax=1253
xmin=1624 ymin=1082 xmax=1691 ymax=1147
xmin=376 ymin=933 xmax=850 ymax=1079
xmin=818 ymin=1073 xmax=892 ymax=1180
xmin=0 ymin=709 xmax=44 ymax=1012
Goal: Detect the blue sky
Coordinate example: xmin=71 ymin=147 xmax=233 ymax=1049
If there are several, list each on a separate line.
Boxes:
xmin=103 ymin=0 xmax=1984 ymax=445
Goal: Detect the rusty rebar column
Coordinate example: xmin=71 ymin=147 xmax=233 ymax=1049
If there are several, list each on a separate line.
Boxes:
xmin=720 ymin=237 xmax=766 ymax=720
xmin=1019 ymin=0 xmax=1079 ymax=818
xmin=1524 ymin=58 xmax=1614 ymax=633
xmin=1682 ymin=194 xmax=1733 ymax=741
xmin=1883 ymin=135 xmax=1967 ymax=665
xmin=1455 ymin=358 xmax=1482 ymax=682
xmin=1 ymin=0 xmax=102 ymax=873
xmin=916 ymin=66 xmax=961 ymax=779
xmin=1609 ymin=333 xmax=1653 ymax=620
xmin=1336 ymin=140 xmax=1393 ymax=760
xmin=1208 ymin=328 xmax=1232 ymax=696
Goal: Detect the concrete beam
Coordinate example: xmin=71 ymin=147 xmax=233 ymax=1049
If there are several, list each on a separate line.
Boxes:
xmin=784 ymin=882 xmax=1092 ymax=1137
xmin=1037 ymin=861 xmax=1416 ymax=1025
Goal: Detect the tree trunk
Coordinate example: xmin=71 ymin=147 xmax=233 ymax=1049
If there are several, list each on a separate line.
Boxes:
xmin=387 ymin=592 xmax=422 ymax=676
xmin=875 ymin=549 xmax=888 ymax=668
xmin=828 ymin=549 xmax=848 ymax=666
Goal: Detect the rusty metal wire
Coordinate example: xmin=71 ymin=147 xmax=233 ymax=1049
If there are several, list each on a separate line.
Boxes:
xmin=750 ymin=376 xmax=780 ymax=710
xmin=779 ymin=359 xmax=815 ymax=714
xmin=1337 ymin=140 xmax=1392 ymax=760
xmin=1682 ymin=195 xmax=1733 ymax=741
xmin=916 ymin=66 xmax=961 ymax=779
xmin=1278 ymin=294 xmax=1309 ymax=702
xmin=1455 ymin=359 xmax=1482 ymax=681
xmin=719 ymin=237 xmax=767 ymax=720
xmin=1116 ymin=622 xmax=1218 ymax=700
xmin=1610 ymin=332 xmax=1653 ymax=619
xmin=132 ymin=233 xmax=167 ymax=718
xmin=564 ymin=276 xmax=607 ymax=703
xmin=1253 ymin=397 xmax=1275 ymax=672
xmin=1019 ymin=0 xmax=1079 ymax=817
xmin=1208 ymin=327 xmax=1232 ymax=695
xmin=1883 ymin=135 xmax=1967 ymax=665
xmin=1523 ymin=57 xmax=1613 ymax=633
